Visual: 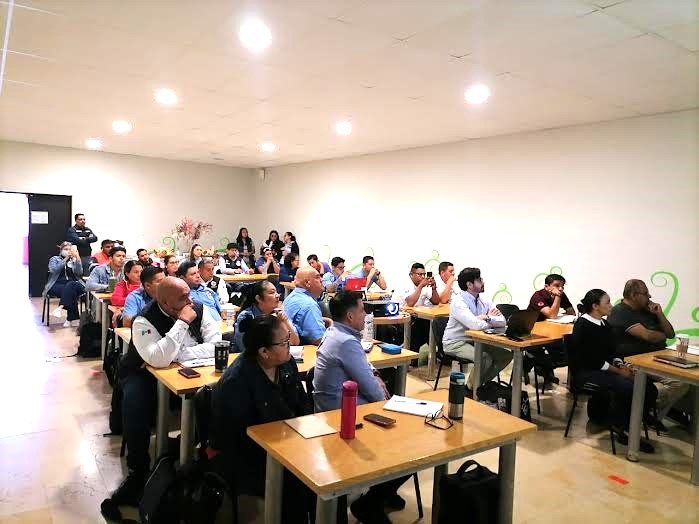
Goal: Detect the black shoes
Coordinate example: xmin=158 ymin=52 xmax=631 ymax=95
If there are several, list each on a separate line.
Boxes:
xmin=100 ymin=471 xmax=146 ymax=521
xmin=350 ymin=494 xmax=392 ymax=524
xmin=615 ymin=430 xmax=655 ymax=453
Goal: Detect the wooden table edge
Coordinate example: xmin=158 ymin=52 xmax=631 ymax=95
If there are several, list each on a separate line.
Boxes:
xmin=466 ymin=330 xmax=561 ymax=349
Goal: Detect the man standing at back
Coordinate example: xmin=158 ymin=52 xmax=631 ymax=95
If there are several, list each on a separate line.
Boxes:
xmin=284 ymin=266 xmax=332 ymax=344
xmin=66 ymin=213 xmax=98 ymax=275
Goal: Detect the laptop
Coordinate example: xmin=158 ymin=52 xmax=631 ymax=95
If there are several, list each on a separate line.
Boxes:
xmin=344 ymin=277 xmax=366 ymax=291
xmin=484 ymin=310 xmax=544 ymax=341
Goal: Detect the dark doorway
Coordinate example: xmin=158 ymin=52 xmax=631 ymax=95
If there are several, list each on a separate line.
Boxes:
xmin=27 ymin=193 xmax=73 ymax=297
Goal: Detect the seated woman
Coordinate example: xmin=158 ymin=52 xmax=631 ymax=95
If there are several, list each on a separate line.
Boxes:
xmin=281 ymin=231 xmax=300 ymax=257
xmin=233 ymin=280 xmax=299 ymax=353
xmin=110 ymin=261 xmax=143 ymax=307
xmin=162 ymin=254 xmax=179 ymax=277
xmin=43 ymin=242 xmax=85 ymax=327
xmin=236 ymin=227 xmax=256 ymax=269
xmin=572 ymin=289 xmax=657 ymax=453
xmin=279 ymin=253 xmax=299 ymax=284
xmin=255 ymin=247 xmax=280 ymax=275
xmin=212 ymin=315 xmax=314 ymax=523
xmin=261 ymin=230 xmax=284 ymax=260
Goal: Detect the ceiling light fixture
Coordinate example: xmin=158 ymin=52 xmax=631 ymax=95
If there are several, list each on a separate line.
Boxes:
xmin=260 ymin=141 xmax=276 ymax=152
xmin=85 ymin=138 xmax=102 ymax=150
xmin=335 ymin=120 xmax=353 ymax=136
xmin=464 ymin=84 xmax=490 ymax=104
xmin=154 ymin=88 xmax=178 ymax=105
xmin=239 ymin=19 xmax=272 ymax=52
xmin=111 ymin=120 xmax=132 ymax=134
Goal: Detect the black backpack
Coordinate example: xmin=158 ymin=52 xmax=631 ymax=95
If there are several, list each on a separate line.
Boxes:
xmin=438 ymin=460 xmax=499 ymax=524
xmin=476 ymin=381 xmax=532 ymax=422
xmin=77 ymin=311 xmax=102 ymax=358
xmin=140 ymin=455 xmax=235 ymax=524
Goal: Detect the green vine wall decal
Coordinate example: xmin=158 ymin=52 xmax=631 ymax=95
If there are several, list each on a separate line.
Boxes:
xmin=349 ymin=246 xmax=375 ymax=274
xmin=533 ymin=265 xmax=563 ymax=290
xmin=649 ymin=270 xmax=679 ymax=317
xmin=217 ymin=236 xmax=230 ymax=253
xmin=492 ymin=283 xmax=513 ymax=304
xmin=424 ymin=250 xmax=441 ymax=274
xmin=162 ymin=236 xmax=176 ymax=252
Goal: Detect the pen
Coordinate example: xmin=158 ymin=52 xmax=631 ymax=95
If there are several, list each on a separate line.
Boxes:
xmin=394 ymin=400 xmax=428 ymax=405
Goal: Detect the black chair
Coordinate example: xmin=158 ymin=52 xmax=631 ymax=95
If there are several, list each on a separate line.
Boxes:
xmin=432 ymin=317 xmax=473 ymax=391
xmin=496 ymin=303 xmax=519 ymax=321
xmin=563 ymin=334 xmax=648 ymax=454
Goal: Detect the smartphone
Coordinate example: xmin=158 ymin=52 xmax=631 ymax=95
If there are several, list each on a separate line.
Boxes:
xmin=426 ymin=271 xmax=432 ymax=278
xmin=178 ymin=367 xmax=201 ymax=379
xmin=363 ymin=413 xmax=396 ymax=427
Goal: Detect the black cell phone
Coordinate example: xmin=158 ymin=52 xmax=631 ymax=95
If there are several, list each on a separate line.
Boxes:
xmin=426 ymin=271 xmax=433 ymax=278
xmin=363 ymin=413 xmax=396 ymax=427
xmin=178 ymin=367 xmax=201 ymax=379
xmin=506 ymin=335 xmax=524 ymax=342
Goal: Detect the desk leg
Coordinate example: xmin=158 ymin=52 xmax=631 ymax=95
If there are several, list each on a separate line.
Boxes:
xmin=510 ymin=350 xmax=523 ymax=418
xmin=691 ymin=385 xmax=699 ymax=485
xmin=93 ymin=294 xmax=100 ymax=323
xmin=627 ymin=370 xmax=647 ymax=463
xmin=100 ymin=301 xmax=108 ymax=360
xmin=432 ymin=463 xmax=448 ymax=524
xmin=264 ymin=455 xmax=284 ymax=524
xmin=427 ymin=320 xmax=436 ymax=377
xmin=403 ymin=318 xmax=412 ymax=352
xmin=180 ymin=396 xmax=195 ymax=466
xmin=156 ymin=382 xmax=169 ymax=458
xmin=395 ymin=364 xmax=408 ymax=396
xmin=498 ymin=442 xmax=516 ymax=524
xmin=472 ymin=342 xmax=483 ymax=400
xmin=316 ymin=497 xmax=338 ymax=524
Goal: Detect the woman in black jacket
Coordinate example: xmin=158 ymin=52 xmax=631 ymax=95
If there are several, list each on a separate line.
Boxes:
xmin=571 ymin=289 xmax=657 ymax=452
xmin=261 ymin=230 xmax=284 ymax=260
xmin=212 ymin=315 xmax=313 ymax=522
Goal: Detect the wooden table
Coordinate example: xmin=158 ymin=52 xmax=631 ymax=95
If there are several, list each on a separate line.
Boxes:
xmin=625 ymin=349 xmax=699 ymax=484
xmin=403 ymin=304 xmax=450 ymax=376
xmin=91 ymin=291 xmax=113 ymax=360
xmin=280 ymin=281 xmax=295 ymax=298
xmin=218 ymin=273 xmax=277 ymax=283
xmin=248 ymin=389 xmax=536 ymax=524
xmin=466 ymin=321 xmax=573 ymax=418
xmin=373 ymin=312 xmax=413 ymax=355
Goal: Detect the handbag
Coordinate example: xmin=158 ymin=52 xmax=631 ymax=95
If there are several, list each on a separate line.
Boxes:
xmin=438 ymin=460 xmax=499 ymax=524
xmin=477 ymin=381 xmax=532 ymax=422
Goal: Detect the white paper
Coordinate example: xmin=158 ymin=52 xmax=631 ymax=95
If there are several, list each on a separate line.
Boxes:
xmin=546 ymin=315 xmax=576 ymax=324
xmin=290 ymin=346 xmax=304 ymax=359
xmin=31 ymin=211 xmax=49 ymax=224
xmin=285 ymin=415 xmax=338 ymax=439
xmin=667 ymin=343 xmax=699 ymax=356
xmin=361 ymin=341 xmax=373 ymax=351
xmin=383 ymin=395 xmax=443 ymax=417
xmin=180 ymin=358 xmax=215 ymax=368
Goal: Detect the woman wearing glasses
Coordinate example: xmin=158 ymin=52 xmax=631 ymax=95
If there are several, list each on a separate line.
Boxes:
xmin=212 ymin=315 xmax=313 ymax=523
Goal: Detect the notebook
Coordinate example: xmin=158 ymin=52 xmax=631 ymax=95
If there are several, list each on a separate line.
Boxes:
xmin=285 ymin=415 xmax=338 ymax=439
xmin=180 ymin=358 xmax=215 ymax=368
xmin=383 ymin=395 xmax=443 ymax=417
xmin=546 ymin=315 xmax=576 ymax=324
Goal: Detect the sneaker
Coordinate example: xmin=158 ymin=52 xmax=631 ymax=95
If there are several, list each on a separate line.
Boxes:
xmin=350 ymin=494 xmax=391 ymax=524
xmin=51 ymin=306 xmax=66 ymax=318
xmin=384 ymin=493 xmax=406 ymax=512
xmin=62 ymin=320 xmax=72 ymax=328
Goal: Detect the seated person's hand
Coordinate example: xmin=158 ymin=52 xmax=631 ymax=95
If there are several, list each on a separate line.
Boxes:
xmin=323 ymin=317 xmax=333 ymax=328
xmin=374 ymin=374 xmax=390 ymax=400
xmin=648 ymin=302 xmax=662 ymax=315
xmin=477 ymin=314 xmax=489 ymax=321
xmin=178 ymin=304 xmax=197 ymax=325
xmin=274 ymin=309 xmax=289 ymax=323
xmin=489 ymin=307 xmax=501 ymax=317
xmin=247 ymin=269 xmax=254 ymax=274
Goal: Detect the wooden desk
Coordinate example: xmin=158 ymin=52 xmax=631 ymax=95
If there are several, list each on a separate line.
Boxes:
xmin=404 ymin=304 xmax=450 ymax=376
xmin=466 ymin=321 xmax=573 ymax=418
xmin=372 ymin=312 xmax=413 ymax=354
xmin=91 ymin=291 xmax=113 ymax=360
xmin=625 ymin=349 xmax=699 ymax=484
xmin=218 ymin=273 xmax=277 ymax=283
xmin=248 ymin=389 xmax=536 ymax=524
xmin=280 ymin=281 xmax=295 ymax=298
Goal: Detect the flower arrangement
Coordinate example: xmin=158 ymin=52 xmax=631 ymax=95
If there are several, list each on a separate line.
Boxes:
xmin=173 ymin=217 xmax=213 ymax=252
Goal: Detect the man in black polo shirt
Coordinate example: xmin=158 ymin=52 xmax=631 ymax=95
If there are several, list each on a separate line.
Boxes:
xmin=527 ymin=273 xmax=575 ymax=387
xmin=66 ymin=213 xmax=98 ymax=275
xmin=608 ymin=279 xmax=689 ymax=431
xmin=101 ymin=277 xmax=220 ymax=519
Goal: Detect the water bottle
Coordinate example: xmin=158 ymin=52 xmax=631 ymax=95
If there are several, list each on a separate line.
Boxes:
xmin=340 ymin=380 xmax=358 ymax=439
xmin=362 ymin=306 xmax=374 ymax=344
xmin=448 ymin=371 xmax=465 ymax=420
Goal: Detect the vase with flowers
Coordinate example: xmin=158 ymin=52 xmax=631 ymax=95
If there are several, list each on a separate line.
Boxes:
xmin=173 ymin=217 xmax=213 ymax=254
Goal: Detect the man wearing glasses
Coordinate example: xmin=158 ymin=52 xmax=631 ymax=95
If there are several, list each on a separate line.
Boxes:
xmin=608 ymin=279 xmax=689 ymax=432
xmin=322 ymin=256 xmax=350 ymax=292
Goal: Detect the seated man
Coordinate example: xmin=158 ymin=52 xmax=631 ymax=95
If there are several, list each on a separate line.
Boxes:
xmin=307 ymin=253 xmax=331 ymax=275
xmin=136 ymin=248 xmax=153 ymax=266
xmin=608 ymin=279 xmax=690 ymax=431
xmin=435 ymin=261 xmax=459 ymax=304
xmin=392 ymin=263 xmax=439 ymax=353
xmin=177 ymin=261 xmax=222 ymax=321
xmin=313 ymin=290 xmax=407 ymax=522
xmin=86 ymin=245 xmax=126 ymax=292
xmin=121 ymin=266 xmax=165 ymax=327
xmin=217 ymin=243 xmax=253 ymax=275
xmin=198 ymin=259 xmax=229 ymax=305
xmin=101 ymin=277 xmax=220 ymax=517
xmin=91 ymin=239 xmax=114 ymax=267
xmin=442 ymin=268 xmax=512 ymax=390
xmin=322 ymin=256 xmax=349 ymax=292
xmin=256 ymin=247 xmax=280 ymax=275
xmin=353 ymin=255 xmax=387 ymax=290
xmin=284 ymin=266 xmax=331 ymax=344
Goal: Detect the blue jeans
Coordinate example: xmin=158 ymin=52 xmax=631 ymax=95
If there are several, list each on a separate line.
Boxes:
xmin=49 ymin=280 xmax=85 ymax=321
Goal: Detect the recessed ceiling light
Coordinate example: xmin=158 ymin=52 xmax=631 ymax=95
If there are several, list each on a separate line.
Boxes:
xmin=239 ymin=19 xmax=272 ymax=52
xmin=85 ymin=138 xmax=102 ymax=150
xmin=112 ymin=120 xmax=132 ymax=134
xmin=464 ymin=84 xmax=490 ymax=104
xmin=335 ymin=120 xmax=353 ymax=136
xmin=260 ymin=141 xmax=276 ymax=152
xmin=154 ymin=88 xmax=178 ymax=105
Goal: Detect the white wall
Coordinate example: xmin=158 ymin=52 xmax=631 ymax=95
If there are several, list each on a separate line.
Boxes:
xmin=0 ymin=141 xmax=256 ymax=253
xmin=257 ymin=110 xmax=699 ymax=338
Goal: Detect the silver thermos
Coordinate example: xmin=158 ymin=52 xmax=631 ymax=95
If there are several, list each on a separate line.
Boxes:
xmin=448 ymin=371 xmax=466 ymax=419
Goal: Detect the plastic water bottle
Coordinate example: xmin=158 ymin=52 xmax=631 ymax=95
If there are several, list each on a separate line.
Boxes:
xmin=340 ymin=381 xmax=358 ymax=439
xmin=362 ymin=310 xmax=374 ymax=344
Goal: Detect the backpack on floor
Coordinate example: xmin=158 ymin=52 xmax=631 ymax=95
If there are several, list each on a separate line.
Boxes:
xmin=77 ymin=311 xmax=102 ymax=358
xmin=438 ymin=460 xmax=499 ymax=524
xmin=477 ymin=380 xmax=532 ymax=422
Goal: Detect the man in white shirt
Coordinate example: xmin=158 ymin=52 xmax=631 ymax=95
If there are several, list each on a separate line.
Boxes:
xmin=434 ymin=261 xmax=460 ymax=304
xmin=101 ymin=277 xmax=221 ymax=518
xmin=442 ymin=267 xmax=512 ymax=389
xmin=392 ymin=263 xmax=439 ymax=354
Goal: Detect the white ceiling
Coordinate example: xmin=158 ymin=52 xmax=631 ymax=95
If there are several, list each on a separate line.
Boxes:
xmin=0 ymin=0 xmax=697 ymax=168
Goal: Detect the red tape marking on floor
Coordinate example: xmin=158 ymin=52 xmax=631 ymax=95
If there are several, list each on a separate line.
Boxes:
xmin=608 ymin=475 xmax=629 ymax=485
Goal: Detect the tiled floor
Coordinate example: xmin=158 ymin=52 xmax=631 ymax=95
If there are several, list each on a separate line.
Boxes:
xmin=1 ymin=290 xmax=697 ymax=523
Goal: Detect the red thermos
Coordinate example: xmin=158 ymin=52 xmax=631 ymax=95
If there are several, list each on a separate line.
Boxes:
xmin=340 ymin=380 xmax=358 ymax=439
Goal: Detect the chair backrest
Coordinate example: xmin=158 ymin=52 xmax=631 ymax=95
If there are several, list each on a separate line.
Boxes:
xmin=305 ymin=367 xmax=315 ymax=407
xmin=432 ymin=317 xmax=449 ymax=357
xmin=194 ymin=385 xmax=213 ymax=450
xmin=496 ymin=303 xmax=520 ymax=321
